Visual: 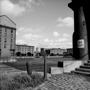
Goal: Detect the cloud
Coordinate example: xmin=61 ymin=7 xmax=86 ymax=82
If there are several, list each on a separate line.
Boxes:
xmin=44 ymin=38 xmax=49 ymax=42
xmin=42 ymin=34 xmax=72 ymax=48
xmin=62 ymin=33 xmax=70 ymax=37
xmin=28 ymin=0 xmax=42 ymax=6
xmin=0 ymin=0 xmax=25 ymax=16
xmin=58 ymin=38 xmax=68 ymax=42
xmin=57 ymin=17 xmax=74 ymax=27
xmin=53 ymin=31 xmax=60 ymax=37
xmin=23 ymin=33 xmax=42 ymax=39
xmin=16 ymin=26 xmax=72 ymax=48
xmin=16 ymin=40 xmax=26 ymax=44
xmin=16 ymin=27 xmax=43 ymax=47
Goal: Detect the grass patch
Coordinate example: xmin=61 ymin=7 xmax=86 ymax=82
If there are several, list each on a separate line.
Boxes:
xmin=0 ymin=73 xmax=44 ymax=90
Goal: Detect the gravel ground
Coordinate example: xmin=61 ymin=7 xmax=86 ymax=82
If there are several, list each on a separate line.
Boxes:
xmin=35 ymin=73 xmax=90 ymax=90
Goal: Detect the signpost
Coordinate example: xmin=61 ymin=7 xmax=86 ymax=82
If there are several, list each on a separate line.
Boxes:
xmin=41 ymin=48 xmax=47 ymax=80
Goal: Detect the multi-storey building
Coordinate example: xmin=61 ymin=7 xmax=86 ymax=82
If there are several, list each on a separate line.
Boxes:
xmin=50 ymin=48 xmax=67 ymax=55
xmin=67 ymin=48 xmax=73 ymax=55
xmin=43 ymin=48 xmax=67 ymax=56
xmin=16 ymin=45 xmax=34 ymax=56
xmin=0 ymin=15 xmax=16 ymax=58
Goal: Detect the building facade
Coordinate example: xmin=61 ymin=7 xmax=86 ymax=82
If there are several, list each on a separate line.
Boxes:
xmin=67 ymin=48 xmax=73 ymax=55
xmin=16 ymin=45 xmax=34 ymax=56
xmin=0 ymin=15 xmax=16 ymax=58
xmin=43 ymin=48 xmax=66 ymax=56
xmin=50 ymin=48 xmax=67 ymax=55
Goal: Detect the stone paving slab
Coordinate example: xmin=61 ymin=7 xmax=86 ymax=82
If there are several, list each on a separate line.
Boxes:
xmin=34 ymin=73 xmax=90 ymax=90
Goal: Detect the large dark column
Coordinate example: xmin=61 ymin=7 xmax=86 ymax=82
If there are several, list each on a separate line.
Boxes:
xmin=68 ymin=0 xmax=89 ymax=60
xmin=83 ymin=0 xmax=90 ymax=59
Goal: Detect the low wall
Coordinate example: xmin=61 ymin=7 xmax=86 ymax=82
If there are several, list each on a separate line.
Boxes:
xmin=64 ymin=60 xmax=83 ymax=73
xmin=50 ymin=60 xmax=87 ymax=74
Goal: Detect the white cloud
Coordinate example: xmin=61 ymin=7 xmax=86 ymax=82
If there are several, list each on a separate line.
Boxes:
xmin=57 ymin=17 xmax=74 ymax=27
xmin=42 ymin=35 xmax=72 ymax=48
xmin=62 ymin=33 xmax=70 ymax=37
xmin=16 ymin=26 xmax=72 ymax=48
xmin=0 ymin=0 xmax=25 ymax=16
xmin=16 ymin=27 xmax=43 ymax=47
xmin=44 ymin=38 xmax=49 ymax=42
xmin=16 ymin=40 xmax=26 ymax=44
xmin=29 ymin=0 xmax=43 ymax=6
xmin=17 ymin=27 xmax=33 ymax=34
xmin=58 ymin=38 xmax=68 ymax=42
xmin=23 ymin=33 xmax=42 ymax=39
xmin=53 ymin=31 xmax=60 ymax=37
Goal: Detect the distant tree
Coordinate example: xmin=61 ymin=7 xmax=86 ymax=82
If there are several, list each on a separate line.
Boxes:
xmin=16 ymin=52 xmax=21 ymax=56
xmin=50 ymin=53 xmax=54 ymax=56
xmin=21 ymin=53 xmax=26 ymax=56
xmin=57 ymin=53 xmax=59 ymax=56
xmin=31 ymin=54 xmax=33 ymax=56
xmin=27 ymin=52 xmax=32 ymax=56
xmin=45 ymin=50 xmax=50 ymax=56
xmin=38 ymin=53 xmax=41 ymax=56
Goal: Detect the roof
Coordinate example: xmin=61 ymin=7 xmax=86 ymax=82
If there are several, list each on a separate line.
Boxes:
xmin=16 ymin=44 xmax=34 ymax=47
xmin=0 ymin=15 xmax=16 ymax=28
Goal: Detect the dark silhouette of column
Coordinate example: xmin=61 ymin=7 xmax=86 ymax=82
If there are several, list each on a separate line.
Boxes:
xmin=82 ymin=0 xmax=90 ymax=59
xmin=68 ymin=0 xmax=89 ymax=60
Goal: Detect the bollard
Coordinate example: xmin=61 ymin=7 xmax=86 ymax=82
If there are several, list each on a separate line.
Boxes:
xmin=26 ymin=62 xmax=32 ymax=75
xmin=58 ymin=61 xmax=63 ymax=67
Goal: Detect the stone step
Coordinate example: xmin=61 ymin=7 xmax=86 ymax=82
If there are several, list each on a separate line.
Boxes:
xmin=87 ymin=60 xmax=90 ymax=63
xmin=80 ymin=65 xmax=90 ymax=69
xmin=75 ymin=68 xmax=90 ymax=72
xmin=84 ymin=63 xmax=90 ymax=66
xmin=71 ymin=70 xmax=90 ymax=76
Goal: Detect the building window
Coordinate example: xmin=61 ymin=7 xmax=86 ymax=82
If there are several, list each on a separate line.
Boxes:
xmin=10 ymin=38 xmax=13 ymax=49
xmin=10 ymin=51 xmax=14 ymax=56
xmin=4 ymin=41 xmax=7 ymax=48
xmin=11 ymin=30 xmax=13 ymax=33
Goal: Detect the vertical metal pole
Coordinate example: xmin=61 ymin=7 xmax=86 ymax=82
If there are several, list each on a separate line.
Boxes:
xmin=41 ymin=48 xmax=47 ymax=80
xmin=43 ymin=54 xmax=47 ymax=80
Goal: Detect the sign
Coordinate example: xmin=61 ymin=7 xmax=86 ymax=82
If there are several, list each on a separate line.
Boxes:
xmin=77 ymin=39 xmax=84 ymax=48
xmin=41 ymin=48 xmax=46 ymax=56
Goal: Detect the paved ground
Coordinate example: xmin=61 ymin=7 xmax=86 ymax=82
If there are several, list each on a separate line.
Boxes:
xmin=35 ymin=73 xmax=90 ymax=90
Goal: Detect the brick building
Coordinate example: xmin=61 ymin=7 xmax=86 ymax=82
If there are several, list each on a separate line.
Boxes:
xmin=16 ymin=45 xmax=34 ymax=56
xmin=0 ymin=15 xmax=16 ymax=58
xmin=50 ymin=48 xmax=67 ymax=55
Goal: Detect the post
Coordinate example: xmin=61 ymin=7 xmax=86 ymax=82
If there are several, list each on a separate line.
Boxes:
xmin=68 ymin=0 xmax=89 ymax=60
xmin=41 ymin=48 xmax=47 ymax=80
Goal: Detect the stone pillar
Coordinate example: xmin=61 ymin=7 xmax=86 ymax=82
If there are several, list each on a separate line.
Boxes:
xmin=83 ymin=0 xmax=90 ymax=59
xmin=68 ymin=0 xmax=89 ymax=60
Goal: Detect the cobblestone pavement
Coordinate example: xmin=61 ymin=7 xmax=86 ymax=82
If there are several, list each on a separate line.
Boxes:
xmin=35 ymin=73 xmax=90 ymax=90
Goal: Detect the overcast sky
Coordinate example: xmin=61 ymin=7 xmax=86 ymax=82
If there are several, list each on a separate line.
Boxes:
xmin=0 ymin=0 xmax=74 ymax=48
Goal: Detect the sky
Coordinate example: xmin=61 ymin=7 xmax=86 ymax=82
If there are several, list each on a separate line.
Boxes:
xmin=0 ymin=0 xmax=74 ymax=49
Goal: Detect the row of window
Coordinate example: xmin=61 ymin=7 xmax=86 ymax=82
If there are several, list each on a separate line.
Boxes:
xmin=0 ymin=28 xmax=14 ymax=49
